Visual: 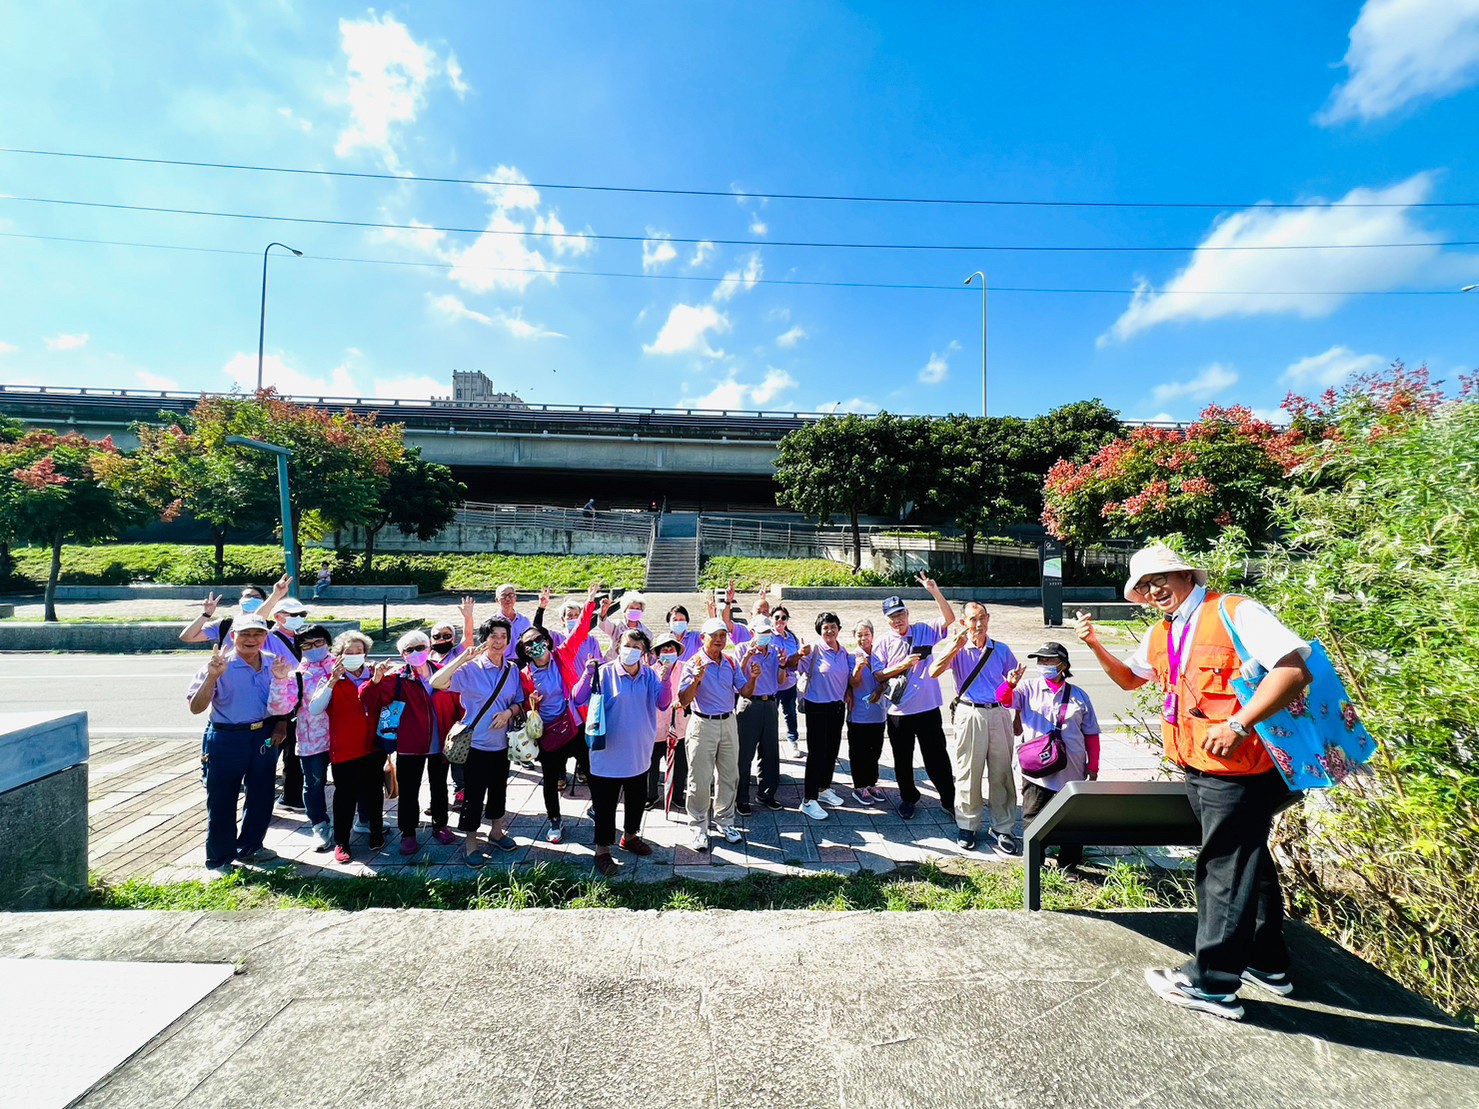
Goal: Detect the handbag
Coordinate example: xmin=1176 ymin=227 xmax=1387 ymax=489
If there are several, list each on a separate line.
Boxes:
xmin=1215 ymin=597 xmax=1378 ymax=790
xmin=375 ymin=675 xmax=406 ymax=753
xmin=539 ymin=708 xmax=579 ymax=751
xmin=1019 ymin=685 xmax=1072 ymax=779
xmin=444 ymin=662 xmax=513 ymax=765
xmin=585 ymin=666 xmax=607 ymax=751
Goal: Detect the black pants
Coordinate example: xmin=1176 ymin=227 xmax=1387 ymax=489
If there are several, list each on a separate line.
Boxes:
xmin=460 ymin=746 xmax=511 ymax=831
xmin=887 ymin=708 xmax=954 ymax=811
xmin=847 ymin=720 xmax=886 ymax=788
xmin=802 ymin=701 xmax=845 ymax=800
xmin=1022 ymin=781 xmax=1081 ymax=867
xmin=1184 ymin=767 xmax=1295 ymax=995
xmin=331 ymin=754 xmax=385 ymax=848
xmin=777 ymin=686 xmax=799 ymax=744
xmin=280 ymin=718 xmax=303 ymax=806
xmin=590 ymin=771 xmax=646 ymax=848
xmin=450 ymin=759 xmax=466 ymax=794
xmin=737 ymin=698 xmax=780 ymax=804
xmin=395 ymin=752 xmax=449 ymax=836
xmin=647 ymin=737 xmax=688 ymax=807
xmin=539 ymin=735 xmax=590 ymax=820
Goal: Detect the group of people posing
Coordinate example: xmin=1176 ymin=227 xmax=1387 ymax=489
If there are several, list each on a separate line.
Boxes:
xmin=183 ymin=572 xmax=1102 ymax=876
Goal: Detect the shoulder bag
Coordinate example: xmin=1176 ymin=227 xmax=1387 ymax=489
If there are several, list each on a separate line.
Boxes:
xmin=1019 ymin=684 xmax=1072 ymax=779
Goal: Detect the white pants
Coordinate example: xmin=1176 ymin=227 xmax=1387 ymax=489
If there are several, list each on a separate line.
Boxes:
xmin=685 ymin=713 xmax=739 ymax=828
xmin=953 ymin=704 xmax=1017 ymax=835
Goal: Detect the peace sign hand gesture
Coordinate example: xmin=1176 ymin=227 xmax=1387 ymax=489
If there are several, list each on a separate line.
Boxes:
xmin=206 ymin=643 xmax=227 ymax=680
xmin=1005 ymin=663 xmax=1027 ymax=690
xmin=201 ymin=592 xmax=222 ymax=617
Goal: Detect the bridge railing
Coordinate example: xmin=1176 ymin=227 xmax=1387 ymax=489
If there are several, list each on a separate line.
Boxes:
xmin=457 ymin=502 xmax=654 ymax=537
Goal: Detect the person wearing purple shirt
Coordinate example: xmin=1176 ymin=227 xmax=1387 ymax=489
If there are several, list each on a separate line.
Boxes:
xmin=769 ymin=606 xmax=804 ymax=759
xmin=846 ymin=620 xmax=889 ymax=806
xmin=572 ymin=628 xmax=674 ymax=876
xmin=870 ymin=574 xmax=957 ymax=820
xmin=795 ymin=611 xmax=852 ymax=820
xmin=664 ymin=605 xmax=706 ymax=661
xmin=677 ymin=618 xmax=757 ymax=852
xmin=734 ymin=614 xmax=792 ymax=816
xmin=929 ymin=602 xmax=1021 ymax=852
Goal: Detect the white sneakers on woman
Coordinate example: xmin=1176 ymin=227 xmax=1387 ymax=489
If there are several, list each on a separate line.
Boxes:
xmin=800 ymin=799 xmax=828 ymax=820
xmin=818 ymin=788 xmax=844 ymax=807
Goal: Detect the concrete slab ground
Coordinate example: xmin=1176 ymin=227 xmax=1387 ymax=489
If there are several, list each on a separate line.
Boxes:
xmin=0 ymin=908 xmax=1473 ymax=1108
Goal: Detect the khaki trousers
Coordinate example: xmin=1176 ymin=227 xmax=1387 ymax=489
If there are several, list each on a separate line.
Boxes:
xmin=685 ymin=713 xmax=739 ymax=828
xmin=953 ymin=704 xmax=1016 ymax=835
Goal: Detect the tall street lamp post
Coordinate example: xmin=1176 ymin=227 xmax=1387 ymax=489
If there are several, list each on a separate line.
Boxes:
xmin=257 ymin=242 xmax=303 ymax=392
xmin=965 ymin=271 xmax=988 ymax=418
xmin=225 ymin=435 xmax=298 ymax=595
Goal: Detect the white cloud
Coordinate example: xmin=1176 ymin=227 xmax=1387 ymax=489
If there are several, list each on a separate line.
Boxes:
xmin=749 ymin=214 xmax=768 ymax=236
xmin=1319 ymin=0 xmax=1479 ymax=125
xmin=428 ymin=293 xmax=564 ymax=339
xmin=0 ymin=340 xmax=16 ymax=355
xmin=223 ymin=352 xmax=355 ymax=396
xmin=371 ymin=374 xmax=446 ymax=400
xmin=277 ymin=106 xmax=313 ymax=133
xmin=689 ymin=241 xmax=715 ymax=267
xmin=334 ymin=13 xmax=447 ymax=169
xmin=714 ymin=251 xmax=763 ymax=302
xmin=428 ymin=292 xmax=492 ymax=325
xmin=533 ymin=211 xmax=592 ymax=257
xmin=45 ymin=333 xmax=89 ymax=351
xmin=682 ymin=368 xmax=797 ymax=410
xmin=446 ymin=53 xmax=469 ymax=97
xmin=820 ymin=397 xmax=881 ymax=414
xmin=919 ymin=340 xmax=960 ymax=385
xmin=776 ymin=325 xmax=808 ymax=349
xmin=643 ymin=304 xmax=730 ymax=358
xmin=1150 ymin=363 xmax=1239 ymax=404
xmin=135 ymin=371 xmax=179 ymax=391
xmin=1281 ymin=345 xmax=1386 ymax=387
xmin=1100 ymin=173 xmax=1442 ymax=344
xmin=642 ymin=232 xmax=678 ymax=272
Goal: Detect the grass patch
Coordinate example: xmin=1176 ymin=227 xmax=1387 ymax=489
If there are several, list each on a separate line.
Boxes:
xmin=90 ymin=859 xmax=1194 ymax=913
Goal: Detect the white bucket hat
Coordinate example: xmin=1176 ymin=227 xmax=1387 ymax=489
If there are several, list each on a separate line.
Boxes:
xmin=1123 ymin=546 xmax=1209 ymax=601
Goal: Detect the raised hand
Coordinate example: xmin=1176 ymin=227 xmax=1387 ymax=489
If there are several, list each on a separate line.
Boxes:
xmin=1005 ymin=663 xmax=1027 ymax=689
xmin=600 ymin=596 xmax=613 ymax=620
xmin=797 ymin=642 xmax=813 ymax=659
xmin=726 ymin=579 xmax=736 ymax=604
xmin=587 ymin=581 xmax=602 ymax=602
xmin=372 ymin=660 xmax=394 ymax=683
xmin=271 ymin=654 xmax=295 ymax=681
xmin=916 ymin=571 xmax=938 ymax=592
xmin=206 ymin=643 xmax=227 ymax=680
xmin=201 ymin=592 xmax=222 ymax=616
xmin=539 ymin=585 xmax=552 ymax=609
xmin=1074 ymin=610 xmax=1098 ymax=646
xmin=458 ymin=595 xmax=477 ymax=622
xmin=330 ymin=659 xmax=347 ymax=683
xmin=705 ymin=594 xmax=717 ymax=618
xmin=271 ymin=573 xmax=292 ymax=599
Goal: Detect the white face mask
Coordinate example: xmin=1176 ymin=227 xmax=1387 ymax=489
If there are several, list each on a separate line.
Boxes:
xmin=341 ymin=654 xmax=367 ymax=671
xmin=1037 ymin=665 xmax=1062 ymax=682
xmin=657 ymin=653 xmax=679 ymax=668
xmin=618 ymin=645 xmax=643 ymax=667
xmin=565 ymin=619 xmax=579 ymax=633
xmin=281 ymin=615 xmax=306 ymax=633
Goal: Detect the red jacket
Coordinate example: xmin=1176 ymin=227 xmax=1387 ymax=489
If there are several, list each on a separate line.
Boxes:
xmin=521 ymin=599 xmax=597 ymax=723
xmin=326 ymin=676 xmax=378 ymax=764
xmin=361 ymin=666 xmax=460 ymax=757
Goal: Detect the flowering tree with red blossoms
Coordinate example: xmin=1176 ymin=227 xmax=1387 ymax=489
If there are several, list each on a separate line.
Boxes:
xmin=1042 ymin=405 xmax=1305 ymax=548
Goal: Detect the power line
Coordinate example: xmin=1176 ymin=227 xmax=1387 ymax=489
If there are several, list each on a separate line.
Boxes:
xmin=0 ymin=194 xmax=1469 ymax=253
xmin=0 ymin=229 xmax=1467 ymax=296
xmin=3 ymin=145 xmax=1477 ymax=210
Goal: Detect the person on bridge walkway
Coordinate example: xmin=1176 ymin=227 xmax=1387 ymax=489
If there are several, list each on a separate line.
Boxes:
xmin=870 ymin=575 xmax=957 ymax=821
xmin=929 ymin=602 xmax=1019 ymax=854
xmin=1077 ymin=546 xmax=1311 ymax=1021
xmin=677 ymin=618 xmax=755 ymax=852
xmin=185 ymin=613 xmax=298 ymax=877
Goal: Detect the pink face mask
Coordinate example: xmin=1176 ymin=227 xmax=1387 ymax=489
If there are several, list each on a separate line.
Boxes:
xmin=625 ymin=610 xmax=643 ymax=624
xmin=404 ymin=650 xmax=430 ymax=667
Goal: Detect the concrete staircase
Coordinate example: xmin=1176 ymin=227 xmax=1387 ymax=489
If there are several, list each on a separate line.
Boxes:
xmin=644 ymin=536 xmax=699 ymax=592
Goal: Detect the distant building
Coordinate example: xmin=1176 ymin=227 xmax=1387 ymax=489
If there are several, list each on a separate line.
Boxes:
xmin=432 ymin=370 xmax=527 ymax=408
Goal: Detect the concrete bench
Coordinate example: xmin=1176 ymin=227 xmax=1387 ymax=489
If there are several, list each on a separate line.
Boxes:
xmin=53 ymin=584 xmax=419 ymax=601
xmin=0 ymin=711 xmax=89 ymax=909
xmin=0 ymin=620 xmax=361 ymax=653
xmin=1022 ymin=780 xmax=1200 ymax=911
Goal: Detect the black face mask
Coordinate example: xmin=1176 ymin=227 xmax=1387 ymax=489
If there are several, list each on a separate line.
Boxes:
xmin=431 ymin=640 xmax=454 ymax=653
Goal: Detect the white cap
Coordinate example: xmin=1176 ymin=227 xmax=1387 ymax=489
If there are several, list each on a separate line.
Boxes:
xmin=1123 ymin=546 xmax=1209 ymax=602
xmin=276 ymin=596 xmax=308 ymax=615
xmin=233 ymin=613 xmax=270 ymax=633
xmin=700 ymin=617 xmax=728 ymax=635
xmin=751 ymin=615 xmax=774 ymax=633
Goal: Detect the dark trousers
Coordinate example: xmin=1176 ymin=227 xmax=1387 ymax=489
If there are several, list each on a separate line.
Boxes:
xmin=887 ymin=708 xmax=954 ymax=811
xmin=647 ymin=737 xmax=688 ymax=806
xmin=279 ymin=718 xmax=303 ymax=806
xmin=395 ymin=752 xmax=449 ymax=836
xmin=450 ymin=759 xmax=466 ymax=794
xmin=802 ymin=701 xmax=845 ymax=800
xmin=1022 ymin=781 xmax=1081 ymax=867
xmin=590 ymin=771 xmax=646 ymax=848
xmin=539 ymin=736 xmax=590 ymax=820
xmin=331 ymin=754 xmax=384 ymax=848
xmin=203 ymin=724 xmax=280 ymax=868
xmin=460 ymin=746 xmax=512 ymax=830
xmin=1184 ymin=768 xmax=1294 ymax=995
xmin=847 ymin=720 xmax=886 ymax=788
xmin=777 ymin=686 xmax=799 ymax=744
xmin=737 ymin=698 xmax=780 ymax=804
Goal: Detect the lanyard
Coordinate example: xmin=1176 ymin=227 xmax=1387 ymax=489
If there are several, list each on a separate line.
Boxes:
xmin=1165 ymin=595 xmax=1202 ymax=685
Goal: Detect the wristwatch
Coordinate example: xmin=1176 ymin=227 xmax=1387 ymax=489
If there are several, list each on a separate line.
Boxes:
xmin=1227 ymin=719 xmax=1250 ymax=738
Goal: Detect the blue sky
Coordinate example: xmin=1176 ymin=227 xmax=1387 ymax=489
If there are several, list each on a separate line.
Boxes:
xmin=1 ymin=1 xmax=1476 ymax=421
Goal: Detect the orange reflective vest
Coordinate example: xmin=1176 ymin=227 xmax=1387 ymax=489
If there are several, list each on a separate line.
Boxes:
xmin=1145 ymin=592 xmax=1274 ymax=776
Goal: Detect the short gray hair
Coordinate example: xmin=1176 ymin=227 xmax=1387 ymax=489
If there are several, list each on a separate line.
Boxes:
xmin=333 ymin=629 xmax=374 ymax=655
xmin=853 ymin=618 xmax=874 ymax=636
xmin=396 ymin=629 xmax=430 ymax=652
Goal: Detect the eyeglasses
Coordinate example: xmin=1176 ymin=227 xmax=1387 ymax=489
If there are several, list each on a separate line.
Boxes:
xmin=1131 ymin=573 xmax=1174 ymax=597
xmin=773 ymin=615 xmax=788 ymax=623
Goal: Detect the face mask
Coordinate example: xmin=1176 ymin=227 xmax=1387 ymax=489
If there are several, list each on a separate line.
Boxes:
xmin=618 ymin=646 xmax=643 ymax=666
xmin=757 ymin=633 xmax=773 ymax=648
xmin=1038 ymin=665 xmax=1062 ymax=682
xmin=670 ymin=620 xmax=688 ymax=635
xmin=239 ymin=597 xmax=263 ymax=614
xmin=625 ymin=610 xmax=643 ymax=624
xmin=304 ymin=646 xmax=330 ymax=663
xmin=529 ymin=642 xmax=549 ymax=661
xmin=281 ymin=615 xmax=306 ymax=633
xmin=565 ymin=619 xmax=579 ymax=633
xmin=658 ymin=653 xmax=679 ymax=668
xmin=431 ymin=641 xmax=453 ymax=655
xmin=404 ymin=650 xmax=430 ymax=667
xmin=341 ymin=654 xmax=368 ymax=672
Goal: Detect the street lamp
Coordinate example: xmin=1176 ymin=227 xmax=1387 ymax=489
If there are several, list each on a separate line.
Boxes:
xmin=225 ymin=435 xmax=298 ymax=594
xmin=257 ymin=242 xmax=303 ymax=393
xmin=965 ymin=271 xmax=988 ymax=418
xmin=1462 ymin=284 xmax=1477 ymax=292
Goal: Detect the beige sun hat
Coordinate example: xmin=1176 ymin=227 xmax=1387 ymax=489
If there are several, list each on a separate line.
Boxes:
xmin=1123 ymin=546 xmax=1209 ymax=602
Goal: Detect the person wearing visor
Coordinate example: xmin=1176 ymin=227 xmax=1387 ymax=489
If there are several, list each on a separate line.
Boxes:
xmin=186 ymin=613 xmax=299 ymax=878
xmin=999 ymin=642 xmax=1100 ymax=866
xmin=1077 ymin=546 xmax=1312 ymax=1021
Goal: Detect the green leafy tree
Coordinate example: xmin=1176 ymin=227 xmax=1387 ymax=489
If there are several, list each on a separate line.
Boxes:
xmin=361 ymin=448 xmax=465 ymax=570
xmin=0 ymin=430 xmax=151 ymax=620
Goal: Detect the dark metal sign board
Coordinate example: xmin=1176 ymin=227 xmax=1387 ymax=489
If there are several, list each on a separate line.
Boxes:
xmin=1022 ymin=780 xmax=1200 ymax=910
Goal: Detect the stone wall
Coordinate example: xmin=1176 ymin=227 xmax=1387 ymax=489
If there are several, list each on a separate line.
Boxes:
xmin=0 ymin=711 xmax=89 ymax=910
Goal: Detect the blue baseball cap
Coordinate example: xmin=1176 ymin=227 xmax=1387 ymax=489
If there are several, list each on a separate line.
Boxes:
xmin=882 ymin=596 xmax=907 ymax=616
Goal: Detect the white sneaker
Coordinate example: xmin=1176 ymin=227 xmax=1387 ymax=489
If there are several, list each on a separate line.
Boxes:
xmin=788 ymin=741 xmax=803 ymax=759
xmin=353 ymin=821 xmax=370 ymax=835
xmin=691 ymin=828 xmax=711 ymax=852
xmin=720 ymin=825 xmax=743 ymax=843
xmin=312 ymin=822 xmax=332 ymax=850
xmin=800 ymin=799 xmax=828 ymax=821
xmin=818 ymin=788 xmax=844 ymax=807
xmin=203 ymin=863 xmax=235 ymax=882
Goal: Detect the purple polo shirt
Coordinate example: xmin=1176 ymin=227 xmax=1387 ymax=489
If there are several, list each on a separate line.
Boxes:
xmin=187 ymin=649 xmax=293 ymax=726
xmin=449 ymin=657 xmax=522 ymax=752
xmin=587 ymin=664 xmax=670 ymax=778
xmin=849 ymin=651 xmax=887 ymax=724
xmin=736 ymin=641 xmax=783 ymax=697
xmin=528 ymin=658 xmax=568 ymax=721
xmin=553 ymin=626 xmax=603 ymax=671
xmin=772 ymin=628 xmax=801 ymax=690
xmin=671 ymin=630 xmax=705 ymax=661
xmin=949 ymin=639 xmax=1019 ymax=706
xmin=800 ymin=643 xmax=852 ymax=705
xmin=679 ymin=653 xmax=748 ymax=716
xmin=873 ymin=619 xmax=947 ymax=716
